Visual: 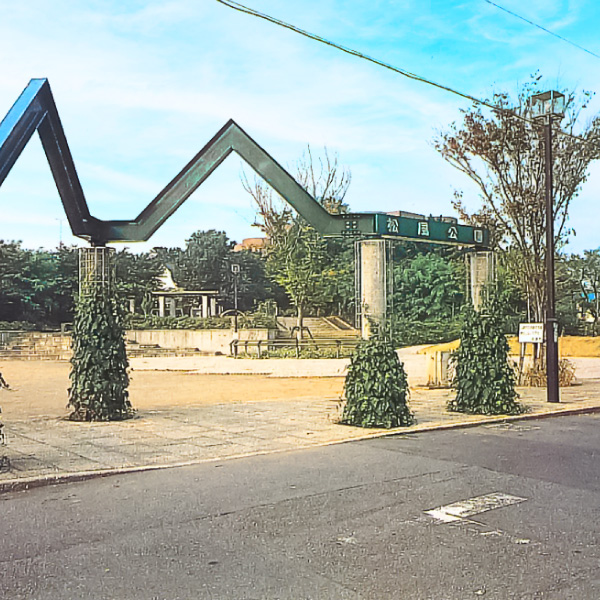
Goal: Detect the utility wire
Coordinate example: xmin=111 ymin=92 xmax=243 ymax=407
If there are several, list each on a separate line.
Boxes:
xmin=215 ymin=1 xmax=515 ymax=116
xmin=485 ymin=0 xmax=600 ymax=60
xmin=215 ymin=0 xmax=599 ymax=151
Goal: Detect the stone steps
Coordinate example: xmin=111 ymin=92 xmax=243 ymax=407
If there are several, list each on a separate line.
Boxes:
xmin=276 ymin=316 xmax=359 ymax=339
xmin=0 ymin=332 xmax=71 ymax=360
xmin=0 ymin=332 xmax=210 ymax=360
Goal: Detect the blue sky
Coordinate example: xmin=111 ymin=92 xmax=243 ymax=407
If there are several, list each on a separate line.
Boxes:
xmin=1 ymin=0 xmax=599 ymax=253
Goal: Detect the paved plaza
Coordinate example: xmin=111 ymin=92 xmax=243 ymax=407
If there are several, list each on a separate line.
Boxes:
xmin=1 ymin=355 xmax=599 ymax=494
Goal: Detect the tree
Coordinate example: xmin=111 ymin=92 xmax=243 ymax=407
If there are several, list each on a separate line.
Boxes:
xmin=167 ymin=230 xmax=234 ymax=292
xmin=320 ymin=237 xmax=355 ymax=320
xmin=293 ymin=146 xmax=351 ymax=215
xmin=264 ymin=220 xmax=330 ymax=332
xmin=114 ymin=249 xmax=162 ymax=315
xmin=242 ymin=146 xmax=352 ymax=335
xmin=561 ymin=249 xmax=600 ymax=335
xmin=228 ymin=249 xmax=287 ymax=312
xmin=40 ymin=245 xmax=78 ymax=324
xmin=0 ymin=241 xmax=38 ymax=322
xmin=393 ymin=252 xmax=464 ymax=321
xmin=0 ymin=241 xmax=78 ymax=325
xmin=579 ymin=250 xmax=600 ymax=332
xmin=434 ymin=74 xmax=600 ymax=322
xmin=492 ymin=250 xmax=529 ymax=332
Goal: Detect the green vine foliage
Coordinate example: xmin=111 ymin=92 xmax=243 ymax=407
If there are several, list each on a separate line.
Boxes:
xmin=68 ymin=289 xmax=133 ymax=421
xmin=341 ymin=338 xmax=414 ymax=428
xmin=449 ymin=302 xmax=524 ymax=415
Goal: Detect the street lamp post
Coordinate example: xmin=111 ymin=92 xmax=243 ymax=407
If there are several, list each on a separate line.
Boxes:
xmin=530 ymin=90 xmax=565 ymax=404
xmin=231 ymin=263 xmax=240 ymax=333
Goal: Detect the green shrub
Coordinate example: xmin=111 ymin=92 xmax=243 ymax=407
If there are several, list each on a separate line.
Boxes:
xmin=242 ymin=345 xmax=355 ymax=359
xmin=0 ymin=321 xmax=38 ymax=331
xmin=449 ymin=304 xmax=524 ymax=415
xmin=389 ymin=317 xmax=463 ymax=347
xmin=126 ymin=313 xmax=277 ymax=330
xmin=68 ymin=289 xmax=133 ymax=421
xmin=341 ymin=338 xmax=414 ymax=428
xmin=126 ymin=315 xmax=230 ymax=330
xmin=240 ymin=314 xmax=278 ymax=329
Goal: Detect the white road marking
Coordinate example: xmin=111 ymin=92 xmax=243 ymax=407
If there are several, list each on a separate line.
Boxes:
xmin=336 ymin=535 xmax=358 ymax=545
xmin=425 ymin=492 xmax=527 ymax=523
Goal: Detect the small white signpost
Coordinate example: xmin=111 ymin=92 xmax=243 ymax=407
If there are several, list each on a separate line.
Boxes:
xmin=518 ymin=323 xmax=544 ymax=344
xmin=517 ymin=323 xmax=545 ymax=384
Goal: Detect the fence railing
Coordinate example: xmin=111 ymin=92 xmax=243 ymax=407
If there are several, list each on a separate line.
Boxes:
xmin=230 ymin=337 xmax=360 ymax=359
xmin=0 ymin=330 xmax=27 ymax=349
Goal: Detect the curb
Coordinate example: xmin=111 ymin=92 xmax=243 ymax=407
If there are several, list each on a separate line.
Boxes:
xmin=1 ymin=403 xmax=599 ymax=495
xmin=385 ymin=403 xmax=600 ymax=435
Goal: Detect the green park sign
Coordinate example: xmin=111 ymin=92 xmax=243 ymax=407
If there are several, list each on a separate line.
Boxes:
xmin=335 ymin=212 xmax=489 ymax=247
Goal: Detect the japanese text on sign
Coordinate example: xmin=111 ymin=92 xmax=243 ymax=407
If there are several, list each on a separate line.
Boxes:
xmin=518 ymin=323 xmax=544 ymax=344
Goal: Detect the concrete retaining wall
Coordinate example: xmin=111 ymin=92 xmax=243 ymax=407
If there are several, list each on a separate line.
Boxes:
xmin=125 ymin=328 xmax=272 ymax=354
xmin=0 ymin=329 xmax=273 ymax=358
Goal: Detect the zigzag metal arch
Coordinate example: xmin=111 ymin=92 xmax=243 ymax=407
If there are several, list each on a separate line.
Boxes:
xmin=0 ymin=78 xmax=347 ymax=245
xmin=0 ymin=79 xmax=490 ymax=248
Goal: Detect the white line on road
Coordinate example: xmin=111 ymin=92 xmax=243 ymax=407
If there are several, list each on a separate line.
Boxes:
xmin=425 ymin=492 xmax=527 ymax=523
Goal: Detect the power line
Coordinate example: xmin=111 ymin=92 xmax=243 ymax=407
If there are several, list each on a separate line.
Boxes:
xmin=215 ymin=2 xmax=522 ymax=117
xmin=485 ymin=0 xmax=600 ymax=60
xmin=215 ymin=0 xmax=598 ymax=151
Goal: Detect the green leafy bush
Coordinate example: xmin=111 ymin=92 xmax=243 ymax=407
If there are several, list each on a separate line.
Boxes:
xmin=0 ymin=321 xmax=37 ymax=331
xmin=68 ymin=289 xmax=133 ymax=421
xmin=126 ymin=313 xmax=277 ymax=330
xmin=341 ymin=338 xmax=414 ymax=428
xmin=389 ymin=317 xmax=463 ymax=347
xmin=254 ymin=346 xmax=355 ymax=359
xmin=126 ymin=314 xmax=231 ymax=330
xmin=237 ymin=313 xmax=278 ymax=329
xmin=449 ymin=304 xmax=524 ymax=415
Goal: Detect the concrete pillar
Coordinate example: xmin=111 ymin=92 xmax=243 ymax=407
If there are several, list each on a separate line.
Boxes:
xmin=468 ymin=251 xmax=494 ymax=310
xmin=360 ymin=239 xmax=387 ymax=339
xmin=158 ymin=295 xmax=165 ymax=317
xmin=202 ymin=295 xmax=209 ymax=319
xmin=210 ymin=297 xmax=216 ymax=317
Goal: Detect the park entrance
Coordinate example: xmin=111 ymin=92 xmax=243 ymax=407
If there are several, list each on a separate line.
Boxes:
xmin=0 ymin=78 xmax=492 ymax=338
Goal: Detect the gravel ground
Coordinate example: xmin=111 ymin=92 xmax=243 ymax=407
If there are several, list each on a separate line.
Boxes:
xmin=0 ymin=360 xmax=345 ymax=420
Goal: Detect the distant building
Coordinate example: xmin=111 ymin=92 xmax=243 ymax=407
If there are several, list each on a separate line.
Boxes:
xmin=233 ymin=237 xmax=269 ymax=254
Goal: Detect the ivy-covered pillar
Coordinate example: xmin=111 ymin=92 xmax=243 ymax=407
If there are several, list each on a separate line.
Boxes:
xmin=68 ymin=246 xmax=133 ymax=421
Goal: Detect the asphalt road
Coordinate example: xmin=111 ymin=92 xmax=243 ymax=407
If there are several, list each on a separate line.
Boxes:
xmin=0 ymin=414 xmax=598 ymax=599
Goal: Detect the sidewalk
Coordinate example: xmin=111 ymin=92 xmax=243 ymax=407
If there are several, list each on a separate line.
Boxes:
xmin=1 ymin=376 xmax=599 ymax=494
